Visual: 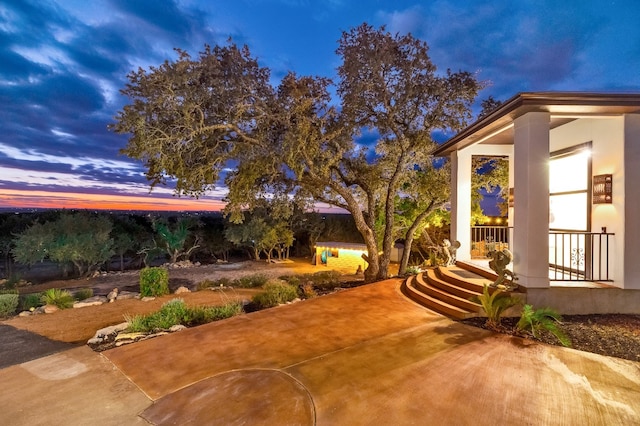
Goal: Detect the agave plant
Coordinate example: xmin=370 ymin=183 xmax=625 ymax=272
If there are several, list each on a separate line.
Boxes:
xmin=472 ymin=284 xmax=521 ymax=330
xmin=517 ymin=304 xmax=572 ymax=347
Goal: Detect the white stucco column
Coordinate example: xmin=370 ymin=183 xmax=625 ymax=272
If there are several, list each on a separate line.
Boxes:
xmin=450 ymin=150 xmax=472 ymax=260
xmin=513 ymin=112 xmax=550 ymax=288
xmin=624 ymin=114 xmax=640 ymax=289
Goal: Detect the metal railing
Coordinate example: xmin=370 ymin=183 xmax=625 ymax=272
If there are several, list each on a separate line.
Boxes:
xmin=471 ymin=226 xmax=512 ymax=258
xmin=549 ymin=231 xmax=614 ymax=282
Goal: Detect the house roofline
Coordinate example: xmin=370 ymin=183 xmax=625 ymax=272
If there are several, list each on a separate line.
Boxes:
xmin=432 ymin=91 xmax=640 ymax=156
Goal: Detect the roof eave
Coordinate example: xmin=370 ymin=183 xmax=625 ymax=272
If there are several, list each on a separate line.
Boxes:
xmin=432 ymin=91 xmax=640 ymax=157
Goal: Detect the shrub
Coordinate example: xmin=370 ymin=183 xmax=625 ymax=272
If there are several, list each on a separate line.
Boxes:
xmin=19 ymin=293 xmax=42 ymax=311
xmin=233 ymin=274 xmax=269 ymax=288
xmin=517 ymin=304 xmax=571 ymax=347
xmin=0 ymin=291 xmax=19 ymax=317
xmin=140 ymin=267 xmax=169 ymax=297
xmin=125 ymin=298 xmax=242 ymax=332
xmin=405 ymin=265 xmax=422 ymax=276
xmin=197 ymin=277 xmax=232 ymax=290
xmin=40 ymin=288 xmax=75 ymax=309
xmin=299 ymin=282 xmax=317 ymax=299
xmin=309 ymin=270 xmax=342 ymax=289
xmin=471 ymin=284 xmax=521 ymax=330
xmin=74 ymin=288 xmax=94 ymax=301
xmin=252 ymin=279 xmax=298 ymax=309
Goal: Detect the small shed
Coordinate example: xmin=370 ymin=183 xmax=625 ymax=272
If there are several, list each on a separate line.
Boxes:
xmin=314 ymin=242 xmax=368 ymax=273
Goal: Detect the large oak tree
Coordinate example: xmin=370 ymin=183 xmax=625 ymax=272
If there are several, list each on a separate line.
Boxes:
xmin=113 ymin=24 xmax=482 ymax=281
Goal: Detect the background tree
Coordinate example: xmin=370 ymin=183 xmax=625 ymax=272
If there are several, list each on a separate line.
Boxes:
xmin=153 ymin=217 xmax=201 ymax=264
xmin=111 ymin=214 xmax=149 ymax=271
xmin=113 ymin=24 xmax=482 ymax=282
xmin=478 ymin=96 xmax=503 ymax=119
xmin=12 ymin=212 xmax=114 ymax=278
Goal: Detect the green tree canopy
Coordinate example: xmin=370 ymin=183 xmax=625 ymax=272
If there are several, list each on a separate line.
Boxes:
xmin=113 ymin=23 xmax=483 ymax=281
xmin=12 ymin=212 xmax=114 ymax=278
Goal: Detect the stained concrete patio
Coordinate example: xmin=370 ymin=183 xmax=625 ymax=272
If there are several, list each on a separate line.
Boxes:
xmin=1 ymin=279 xmax=639 ymax=425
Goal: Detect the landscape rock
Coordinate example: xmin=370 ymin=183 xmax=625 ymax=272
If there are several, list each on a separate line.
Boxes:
xmin=115 ymin=332 xmax=146 ymax=341
xmin=73 ymin=296 xmax=107 ymax=308
xmin=169 ymin=324 xmax=187 ymax=332
xmin=106 ymin=288 xmax=119 ymax=302
xmin=40 ymin=305 xmax=59 ymax=314
xmin=18 ymin=311 xmax=32 ymax=317
xmin=140 ymin=296 xmax=156 ymax=302
xmin=116 ymin=291 xmax=139 ymax=300
xmin=87 ymin=322 xmax=129 ymax=345
xmin=174 ymin=286 xmax=190 ymax=294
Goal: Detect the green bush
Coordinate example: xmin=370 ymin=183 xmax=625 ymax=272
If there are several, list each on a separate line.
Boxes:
xmin=74 ymin=288 xmax=94 ymax=301
xmin=19 ymin=293 xmax=41 ymax=311
xmin=282 ymin=270 xmax=342 ymax=291
xmin=0 ymin=291 xmax=19 ymax=317
xmin=125 ymin=298 xmax=242 ymax=332
xmin=140 ymin=267 xmax=169 ymax=297
xmin=233 ymin=274 xmax=269 ymax=288
xmin=40 ymin=288 xmax=75 ymax=309
xmin=252 ymin=279 xmax=299 ymax=309
xmin=196 ymin=277 xmax=232 ymax=290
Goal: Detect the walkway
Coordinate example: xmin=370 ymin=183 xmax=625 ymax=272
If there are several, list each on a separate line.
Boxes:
xmin=1 ymin=279 xmax=639 ymax=425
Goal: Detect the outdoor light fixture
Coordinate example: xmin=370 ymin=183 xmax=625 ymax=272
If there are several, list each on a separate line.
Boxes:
xmin=508 ymin=188 xmax=514 ymax=208
xmin=592 ymin=174 xmax=613 ymax=204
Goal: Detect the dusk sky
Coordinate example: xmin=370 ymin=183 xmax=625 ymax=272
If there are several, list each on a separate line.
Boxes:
xmin=2 ymin=1 xmax=639 ymax=212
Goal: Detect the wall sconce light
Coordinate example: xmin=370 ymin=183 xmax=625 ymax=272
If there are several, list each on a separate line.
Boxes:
xmin=593 ymin=174 xmax=612 ymax=204
xmin=508 ymin=187 xmax=514 ymax=208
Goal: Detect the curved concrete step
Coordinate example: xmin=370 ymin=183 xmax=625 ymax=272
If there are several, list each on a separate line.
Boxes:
xmin=435 ymin=266 xmax=496 ymax=294
xmin=401 ymin=275 xmax=477 ymax=320
xmin=416 ymin=271 xmax=481 ymax=312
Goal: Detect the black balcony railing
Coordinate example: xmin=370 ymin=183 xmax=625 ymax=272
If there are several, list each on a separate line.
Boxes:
xmin=470 ymin=226 xmax=615 ymax=282
xmin=470 ymin=226 xmax=512 ymax=258
xmin=549 ymin=231 xmax=614 ymax=282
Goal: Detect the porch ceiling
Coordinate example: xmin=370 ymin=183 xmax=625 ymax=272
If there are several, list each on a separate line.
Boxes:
xmin=433 ymin=92 xmax=640 ymax=156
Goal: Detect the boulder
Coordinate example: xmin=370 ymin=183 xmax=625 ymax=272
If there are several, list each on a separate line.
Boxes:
xmin=174 ymin=286 xmax=190 ymax=294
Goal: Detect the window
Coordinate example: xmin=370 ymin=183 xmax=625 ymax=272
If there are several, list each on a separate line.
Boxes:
xmin=549 ymin=143 xmax=591 ymax=232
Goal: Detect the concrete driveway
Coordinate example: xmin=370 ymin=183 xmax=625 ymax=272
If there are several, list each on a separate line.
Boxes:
xmin=1 ymin=279 xmax=639 ymax=425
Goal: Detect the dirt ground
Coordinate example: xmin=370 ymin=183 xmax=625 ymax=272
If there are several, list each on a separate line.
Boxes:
xmin=3 ymin=259 xmax=356 ymax=344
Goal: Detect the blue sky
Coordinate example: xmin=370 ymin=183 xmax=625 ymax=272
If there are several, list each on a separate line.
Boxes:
xmin=1 ymin=0 xmax=639 ymax=211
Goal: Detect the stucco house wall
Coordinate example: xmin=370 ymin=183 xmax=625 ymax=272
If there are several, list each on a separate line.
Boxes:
xmin=549 ymin=117 xmax=625 ymax=285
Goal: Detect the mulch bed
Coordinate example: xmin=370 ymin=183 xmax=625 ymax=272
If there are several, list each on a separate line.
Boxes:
xmin=460 ymin=314 xmax=640 ymax=362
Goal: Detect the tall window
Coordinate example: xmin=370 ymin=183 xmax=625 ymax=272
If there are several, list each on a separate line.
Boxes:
xmin=549 ymin=143 xmax=591 ymax=231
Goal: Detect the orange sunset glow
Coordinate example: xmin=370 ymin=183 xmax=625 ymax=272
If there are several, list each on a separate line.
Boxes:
xmin=0 ymin=189 xmax=225 ymax=212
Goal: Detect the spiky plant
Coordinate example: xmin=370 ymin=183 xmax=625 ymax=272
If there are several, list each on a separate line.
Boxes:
xmin=472 ymin=284 xmax=521 ymax=330
xmin=517 ymin=304 xmax=572 ymax=347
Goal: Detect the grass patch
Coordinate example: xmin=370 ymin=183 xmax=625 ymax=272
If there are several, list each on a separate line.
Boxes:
xmin=40 ymin=288 xmax=75 ymax=309
xmin=19 ymin=293 xmax=41 ymax=311
xmin=125 ymin=298 xmax=243 ymax=333
xmin=74 ymin=287 xmax=94 ymax=301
